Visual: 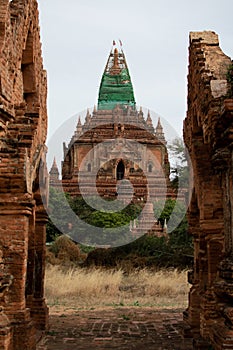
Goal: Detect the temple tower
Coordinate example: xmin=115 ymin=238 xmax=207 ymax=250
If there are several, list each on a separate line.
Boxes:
xmin=59 ymin=41 xmax=172 ymax=204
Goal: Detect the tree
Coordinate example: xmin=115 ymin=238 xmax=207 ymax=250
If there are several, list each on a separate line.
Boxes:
xmin=168 ymin=137 xmax=189 ymax=189
xmin=46 ymin=188 xmax=75 ymax=242
xmin=226 ymin=63 xmax=233 ymax=97
xmin=88 ymin=211 xmax=130 ymax=228
xmin=154 ymin=198 xmax=187 ymax=231
xmin=46 ymin=191 xmax=143 ymax=243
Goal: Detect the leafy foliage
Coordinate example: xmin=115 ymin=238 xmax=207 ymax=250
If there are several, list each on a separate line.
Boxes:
xmin=85 ymin=221 xmax=193 ymax=270
xmin=154 ymin=198 xmax=187 ymax=233
xmin=168 ymin=137 xmax=189 ymax=189
xmin=47 ymin=189 xmax=143 ymax=243
xmin=89 ymin=211 xmax=130 ymax=228
xmin=129 ymin=200 xmax=192 ymax=267
xmin=226 ymin=63 xmax=233 ymax=97
xmin=154 ymin=198 xmax=176 ymax=225
xmin=47 ymin=193 xmax=193 ymax=269
xmin=85 ymin=199 xmax=193 ymax=270
xmin=46 ymin=188 xmax=74 ymax=242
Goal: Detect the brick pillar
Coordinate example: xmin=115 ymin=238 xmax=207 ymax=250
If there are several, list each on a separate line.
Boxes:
xmin=0 ymin=201 xmax=36 ymax=350
xmin=0 ymin=266 xmax=13 ymax=350
xmin=184 ymin=31 xmax=233 ymax=349
xmin=26 ymin=208 xmax=36 ymax=301
xmin=183 ymin=193 xmax=202 ymax=339
xmin=0 ymin=311 xmax=12 ymax=350
xmin=27 ymin=204 xmax=48 ymax=330
xmin=211 ymin=114 xmax=233 ymax=349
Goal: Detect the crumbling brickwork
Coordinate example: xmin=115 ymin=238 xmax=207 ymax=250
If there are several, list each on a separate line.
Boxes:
xmin=183 ymin=31 xmax=233 ymax=349
xmin=0 ymin=0 xmax=48 ymax=349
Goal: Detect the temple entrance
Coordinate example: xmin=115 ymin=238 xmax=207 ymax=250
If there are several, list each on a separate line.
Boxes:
xmin=117 ymin=160 xmax=125 ymax=180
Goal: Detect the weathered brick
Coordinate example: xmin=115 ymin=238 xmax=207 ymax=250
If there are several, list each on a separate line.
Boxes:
xmin=0 ymin=1 xmax=48 ymax=349
xmin=184 ymin=31 xmax=233 ymax=349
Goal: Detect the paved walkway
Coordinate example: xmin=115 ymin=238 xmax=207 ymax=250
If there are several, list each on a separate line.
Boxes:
xmin=36 ymin=307 xmax=193 ymax=349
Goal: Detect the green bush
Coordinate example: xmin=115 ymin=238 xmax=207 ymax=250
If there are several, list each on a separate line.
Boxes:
xmin=47 ymin=190 xmax=193 ymax=269
xmin=46 ymin=189 xmax=143 ymax=242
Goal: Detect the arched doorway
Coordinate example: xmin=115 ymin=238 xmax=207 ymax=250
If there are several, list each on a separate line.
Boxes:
xmin=117 ymin=160 xmax=125 ymax=180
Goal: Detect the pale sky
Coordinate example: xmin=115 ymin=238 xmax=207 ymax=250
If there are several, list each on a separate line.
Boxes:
xmin=37 ymin=0 xmax=233 ymax=168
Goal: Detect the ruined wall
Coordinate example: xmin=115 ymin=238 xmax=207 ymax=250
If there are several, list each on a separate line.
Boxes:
xmin=0 ymin=0 xmax=48 ymax=349
xmin=183 ymin=31 xmax=233 ymax=349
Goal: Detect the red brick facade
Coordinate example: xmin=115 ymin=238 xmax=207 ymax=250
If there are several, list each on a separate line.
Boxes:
xmin=61 ymin=107 xmax=172 ymax=202
xmin=0 ymin=1 xmax=48 ymax=349
xmin=183 ymin=31 xmax=233 ymax=349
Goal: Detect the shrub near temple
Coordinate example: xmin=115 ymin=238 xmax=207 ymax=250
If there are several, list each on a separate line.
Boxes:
xmin=47 ymin=235 xmax=83 ymax=265
xmin=47 ymin=194 xmax=192 ymax=269
xmin=46 ymin=189 xmax=143 ymax=242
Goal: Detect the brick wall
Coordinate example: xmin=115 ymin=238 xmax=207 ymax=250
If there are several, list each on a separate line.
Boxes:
xmin=0 ymin=1 xmax=48 ymax=349
xmin=183 ymin=31 xmax=233 ymax=349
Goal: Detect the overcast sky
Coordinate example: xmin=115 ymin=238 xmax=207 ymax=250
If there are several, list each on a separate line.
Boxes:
xmin=37 ymin=0 xmax=233 ymax=165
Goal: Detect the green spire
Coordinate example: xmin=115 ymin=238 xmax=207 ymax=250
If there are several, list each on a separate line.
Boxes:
xmin=98 ymin=43 xmax=136 ymax=110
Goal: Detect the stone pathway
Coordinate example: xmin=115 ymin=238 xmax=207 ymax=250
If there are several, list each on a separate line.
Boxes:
xmin=36 ymin=307 xmax=193 ymax=349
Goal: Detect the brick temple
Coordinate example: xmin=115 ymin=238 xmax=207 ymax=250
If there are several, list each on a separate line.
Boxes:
xmin=49 ymin=43 xmax=174 ymax=240
xmin=50 ymin=44 xmax=173 ymax=203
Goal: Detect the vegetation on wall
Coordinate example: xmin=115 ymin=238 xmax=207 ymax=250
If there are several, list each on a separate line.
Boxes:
xmin=227 ymin=62 xmax=233 ymax=97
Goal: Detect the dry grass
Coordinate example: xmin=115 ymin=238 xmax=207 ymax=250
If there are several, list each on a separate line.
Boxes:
xmin=45 ymin=265 xmax=190 ymax=309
